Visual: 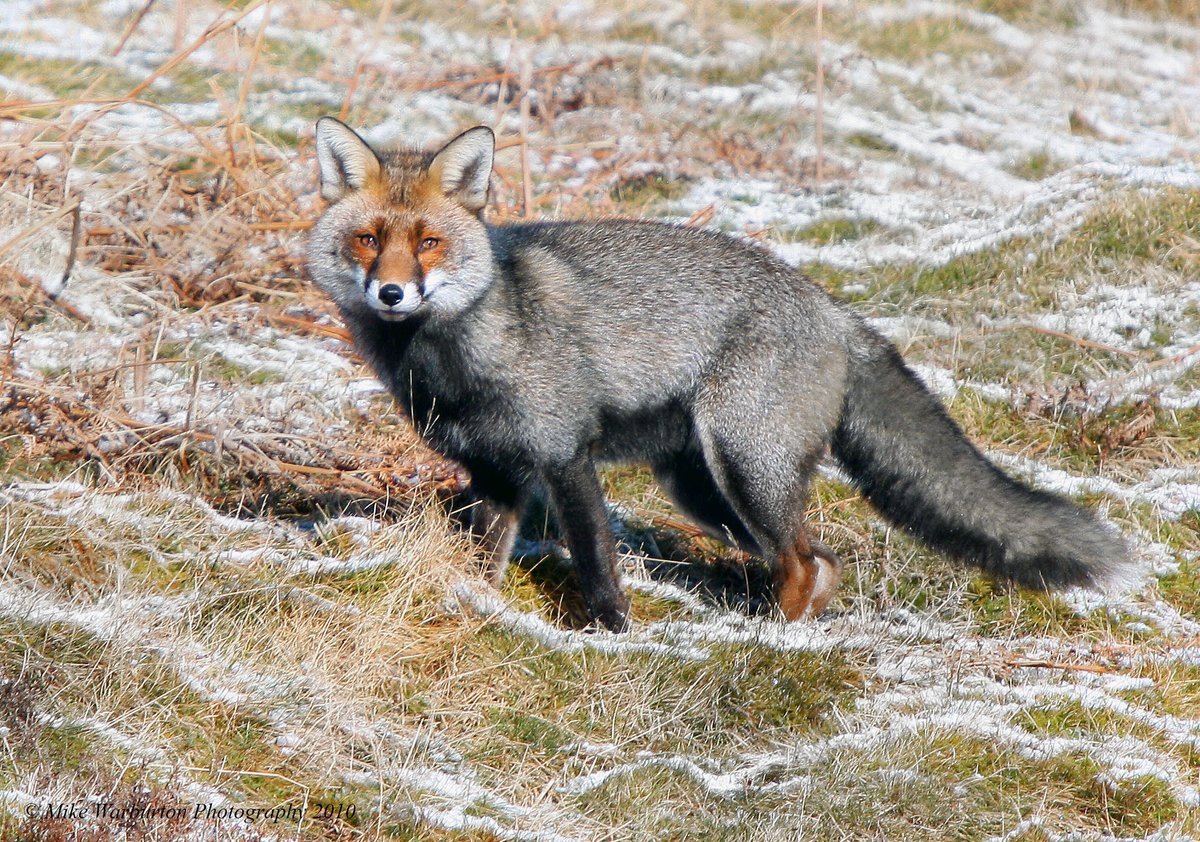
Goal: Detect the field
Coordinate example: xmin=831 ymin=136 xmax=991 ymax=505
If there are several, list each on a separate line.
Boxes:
xmin=2 ymin=0 xmax=1200 ymax=839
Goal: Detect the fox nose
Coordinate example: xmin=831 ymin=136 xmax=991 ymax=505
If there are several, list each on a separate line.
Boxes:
xmin=378 ymin=284 xmax=404 ymax=307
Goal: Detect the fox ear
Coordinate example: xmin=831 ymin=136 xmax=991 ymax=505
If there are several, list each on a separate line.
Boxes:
xmin=429 ymin=126 xmax=494 ymax=212
xmin=315 ymin=117 xmax=381 ymax=201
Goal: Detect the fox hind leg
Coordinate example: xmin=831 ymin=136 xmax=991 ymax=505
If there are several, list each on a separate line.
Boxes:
xmin=693 ymin=403 xmax=840 ymax=621
xmin=807 ymin=538 xmax=844 ymax=616
xmin=652 ymin=446 xmax=761 ymax=555
xmin=774 ymin=534 xmax=844 ymax=620
xmin=466 ymin=499 xmax=520 ymax=586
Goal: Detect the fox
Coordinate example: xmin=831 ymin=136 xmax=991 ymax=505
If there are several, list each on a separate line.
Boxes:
xmin=305 ymin=117 xmax=1127 ymax=631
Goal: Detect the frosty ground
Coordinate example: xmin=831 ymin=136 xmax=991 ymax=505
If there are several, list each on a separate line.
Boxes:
xmin=1 ymin=0 xmax=1199 ymax=840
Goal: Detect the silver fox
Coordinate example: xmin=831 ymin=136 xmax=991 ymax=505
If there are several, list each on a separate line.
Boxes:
xmin=305 ymin=117 xmax=1126 ymax=631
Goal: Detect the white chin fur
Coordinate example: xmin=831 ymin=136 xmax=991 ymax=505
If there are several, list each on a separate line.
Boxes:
xmin=366 ymin=279 xmax=423 ymax=320
xmin=375 ymin=309 xmax=413 ymax=322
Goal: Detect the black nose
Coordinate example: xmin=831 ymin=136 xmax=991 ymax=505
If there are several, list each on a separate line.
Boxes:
xmin=378 ymin=284 xmax=404 ymax=307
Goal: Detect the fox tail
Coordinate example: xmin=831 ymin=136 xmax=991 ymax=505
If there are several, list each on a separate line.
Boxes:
xmin=831 ymin=323 xmax=1127 ymax=590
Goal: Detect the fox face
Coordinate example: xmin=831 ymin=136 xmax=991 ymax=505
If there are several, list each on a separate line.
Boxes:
xmin=306 ymin=118 xmax=496 ymax=323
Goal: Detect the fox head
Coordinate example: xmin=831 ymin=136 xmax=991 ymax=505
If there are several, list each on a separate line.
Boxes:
xmin=306 ymin=118 xmax=496 ymax=323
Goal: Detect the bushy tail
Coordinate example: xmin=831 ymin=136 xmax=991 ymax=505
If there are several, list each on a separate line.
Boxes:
xmin=831 ymin=323 xmax=1126 ymax=590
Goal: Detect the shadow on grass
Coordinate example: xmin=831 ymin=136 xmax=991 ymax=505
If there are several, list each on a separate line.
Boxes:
xmin=501 ymin=494 xmax=782 ymax=629
xmin=225 ymin=479 xmax=787 ymax=629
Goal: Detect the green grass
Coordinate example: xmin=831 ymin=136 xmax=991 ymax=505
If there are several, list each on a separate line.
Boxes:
xmin=848 ymin=16 xmax=997 ymax=60
xmin=609 ymin=172 xmax=691 ymax=212
xmin=975 ymin=0 xmax=1083 ymax=27
xmin=460 ymin=627 xmax=862 ymax=762
xmin=1112 ymin=0 xmax=1200 ymax=21
xmin=782 ymin=217 xmax=885 ymax=245
xmin=262 ymin=36 xmax=327 ymax=74
xmin=845 ymin=130 xmax=900 ymax=153
xmin=0 ymin=51 xmax=139 ymax=100
xmin=568 ymin=725 xmax=1186 ymax=839
xmin=1154 ymin=525 xmax=1200 ymax=616
xmin=698 ymin=54 xmax=793 ymax=86
xmin=1007 ymin=150 xmax=1068 ymax=180
xmin=810 ymin=188 xmax=1200 ymax=340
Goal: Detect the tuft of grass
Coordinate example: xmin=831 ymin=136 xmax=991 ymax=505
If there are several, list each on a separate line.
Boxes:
xmin=0 ymin=52 xmax=139 ymax=100
xmin=262 ymin=36 xmax=327 ymax=74
xmin=1007 ymin=149 xmax=1067 ymax=181
xmin=162 ymin=65 xmax=242 ymax=103
xmin=841 ymin=188 xmax=1199 ymax=332
xmin=1069 ymin=188 xmax=1200 ymax=274
xmin=609 ymin=171 xmax=691 ymax=213
xmin=1154 ymin=524 xmax=1200 ymax=616
xmin=845 ymin=130 xmax=899 ymax=153
xmin=1112 ymin=0 xmax=1200 ymax=21
xmin=849 ymin=16 xmax=996 ymax=60
xmin=977 ymin=0 xmax=1084 ymax=27
xmin=698 ymin=54 xmax=791 ymax=86
xmin=782 ymin=216 xmax=884 ymax=245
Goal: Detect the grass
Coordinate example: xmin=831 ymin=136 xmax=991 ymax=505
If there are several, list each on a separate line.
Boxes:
xmin=1113 ymin=0 xmax=1200 ymax=21
xmin=0 ymin=52 xmax=139 ymax=100
xmin=1006 ymin=150 xmax=1067 ymax=181
xmin=608 ymin=171 xmax=691 ymax=213
xmin=844 ymin=130 xmax=900 ymax=153
xmin=976 ymin=0 xmax=1084 ymax=27
xmin=782 ymin=216 xmax=885 ymax=245
xmin=847 ymin=16 xmax=997 ymax=61
xmin=824 ymin=188 xmax=1200 ymax=334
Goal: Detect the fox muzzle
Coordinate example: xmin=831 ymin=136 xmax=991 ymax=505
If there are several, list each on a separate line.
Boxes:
xmin=365 ymin=276 xmax=423 ymax=320
xmin=378 ymin=284 xmax=404 ymax=307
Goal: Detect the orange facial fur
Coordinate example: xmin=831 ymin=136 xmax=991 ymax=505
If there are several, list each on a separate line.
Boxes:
xmin=349 ymin=227 xmax=381 ymax=274
xmin=345 ymin=206 xmax=451 ymax=289
xmin=414 ymin=226 xmax=447 ymax=275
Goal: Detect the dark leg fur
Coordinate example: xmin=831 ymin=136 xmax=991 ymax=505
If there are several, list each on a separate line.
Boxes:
xmin=652 ymin=447 xmax=761 ymax=554
xmin=543 ymin=450 xmax=630 ymax=631
xmin=457 ymin=461 xmax=525 ymax=585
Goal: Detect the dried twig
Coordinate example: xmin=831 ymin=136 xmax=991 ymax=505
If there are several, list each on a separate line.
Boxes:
xmin=0 ymin=202 xmax=80 ymax=263
xmin=112 ymin=0 xmax=158 ymax=57
xmin=684 ymin=204 xmax=716 ymax=227
xmin=517 ymin=54 xmax=535 ymax=217
xmin=1008 ymin=658 xmax=1111 ymax=674
xmin=126 ymin=0 xmax=271 ymax=100
xmin=1002 ymin=324 xmax=1146 ymax=360
xmin=56 ymin=203 xmax=83 ymax=294
xmin=174 ymin=0 xmax=188 ymax=51
xmin=814 ymin=0 xmax=825 ymax=187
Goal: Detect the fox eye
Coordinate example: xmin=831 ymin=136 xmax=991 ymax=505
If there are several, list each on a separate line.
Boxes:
xmin=418 ymin=237 xmax=440 ymax=252
xmin=357 ymin=233 xmax=379 ymax=250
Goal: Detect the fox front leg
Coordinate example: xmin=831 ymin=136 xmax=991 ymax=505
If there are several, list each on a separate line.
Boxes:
xmin=456 ymin=462 xmax=524 ymax=586
xmin=543 ymin=451 xmax=630 ymax=632
xmin=466 ymin=498 xmax=520 ymax=586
